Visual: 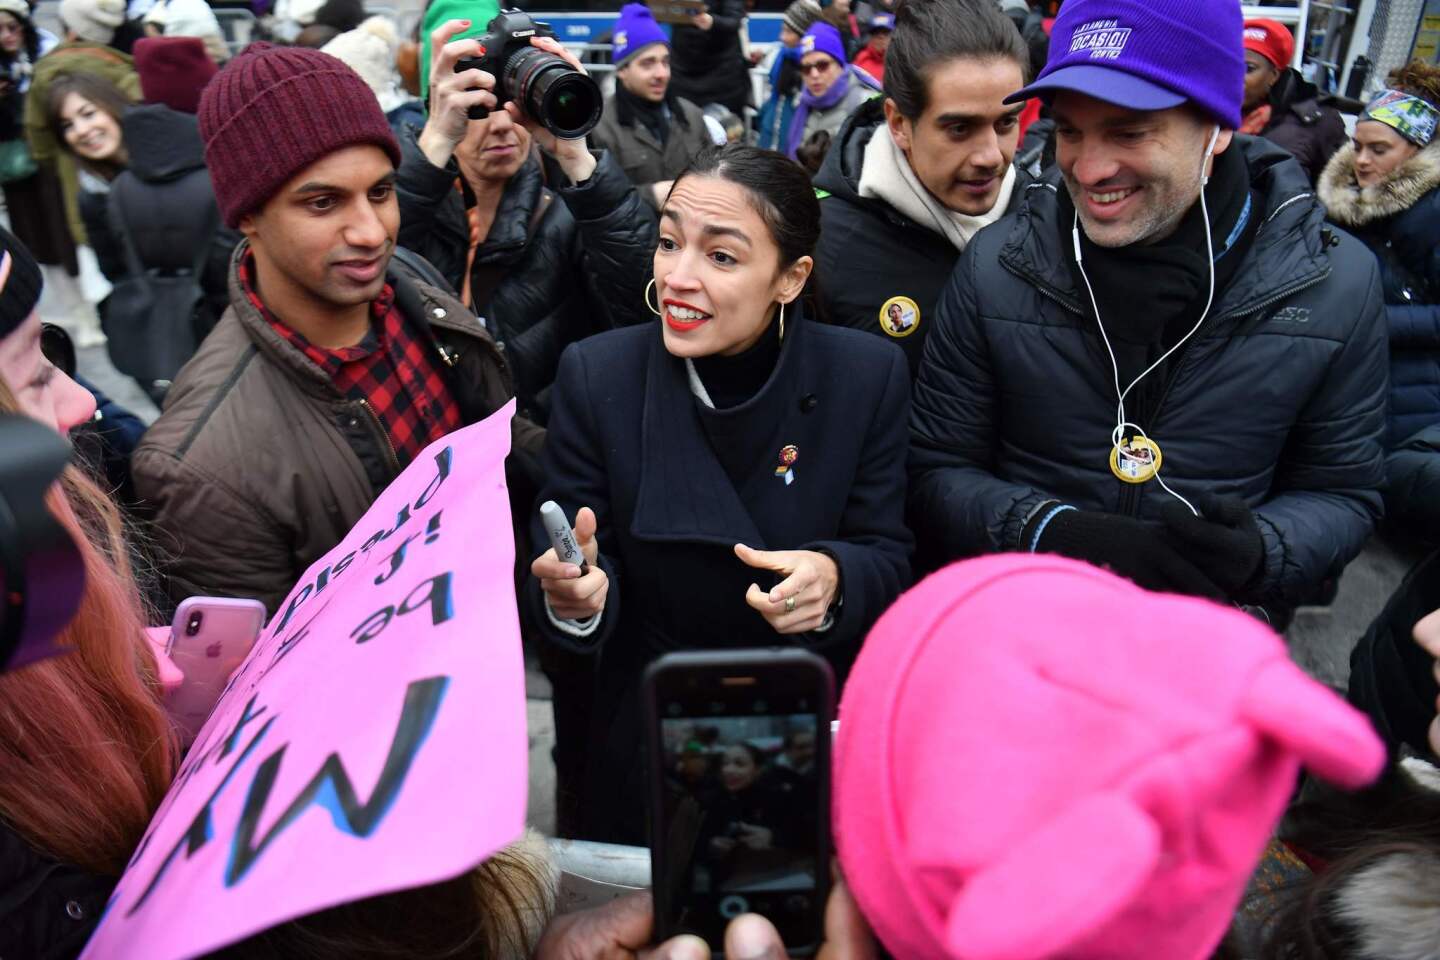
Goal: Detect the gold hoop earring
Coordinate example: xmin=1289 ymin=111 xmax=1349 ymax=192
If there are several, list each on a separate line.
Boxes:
xmin=645 ymin=279 xmax=662 ymax=317
xmin=778 ymin=300 xmax=786 ymax=341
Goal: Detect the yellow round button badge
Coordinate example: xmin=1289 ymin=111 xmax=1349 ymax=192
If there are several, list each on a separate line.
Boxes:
xmin=878 ymin=296 xmax=920 ymax=338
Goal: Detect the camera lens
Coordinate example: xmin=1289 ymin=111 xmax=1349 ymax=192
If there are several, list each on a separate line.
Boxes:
xmin=504 ymin=48 xmax=602 ymax=139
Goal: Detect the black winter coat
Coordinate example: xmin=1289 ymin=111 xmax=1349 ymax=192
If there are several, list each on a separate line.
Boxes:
xmin=527 ymin=315 xmax=912 ymax=843
xmin=667 ymin=0 xmax=751 ymax=115
xmin=394 ymin=134 xmax=656 ymax=424
xmin=79 ymin=104 xmax=235 ymax=326
xmin=909 ymin=137 xmax=1388 ymax=610
xmin=1382 ymin=425 xmax=1440 ymax=541
xmin=1348 ymin=548 xmax=1440 ymax=760
xmin=0 ymin=821 xmax=111 ymax=959
xmin=1259 ymin=70 xmax=1347 ymax=186
xmin=1319 ymin=141 xmax=1440 ymax=450
xmin=813 ymin=99 xmax=1032 ymax=376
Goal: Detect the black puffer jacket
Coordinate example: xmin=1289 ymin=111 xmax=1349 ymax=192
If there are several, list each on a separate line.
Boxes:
xmin=813 ymin=99 xmax=1032 ymax=375
xmin=79 ymin=104 xmax=236 ymax=325
xmin=909 ymin=137 xmax=1388 ymax=609
xmin=1319 ymin=140 xmax=1440 ymax=449
xmin=394 ymin=133 xmax=656 ymax=424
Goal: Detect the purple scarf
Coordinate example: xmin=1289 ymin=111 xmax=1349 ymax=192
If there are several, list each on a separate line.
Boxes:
xmin=786 ymin=69 xmax=853 ymax=159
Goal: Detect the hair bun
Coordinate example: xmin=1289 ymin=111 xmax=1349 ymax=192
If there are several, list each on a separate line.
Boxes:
xmin=1388 ymin=60 xmax=1440 ymax=108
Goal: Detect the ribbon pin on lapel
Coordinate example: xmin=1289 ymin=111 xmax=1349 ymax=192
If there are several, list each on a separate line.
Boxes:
xmin=775 ymin=445 xmax=799 ymax=486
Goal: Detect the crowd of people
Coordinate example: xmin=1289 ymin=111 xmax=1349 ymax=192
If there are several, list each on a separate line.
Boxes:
xmin=7 ymin=0 xmax=1440 ymax=955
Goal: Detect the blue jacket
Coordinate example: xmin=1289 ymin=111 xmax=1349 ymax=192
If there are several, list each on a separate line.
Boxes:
xmin=526 ymin=314 xmax=912 ymax=842
xmin=1319 ymin=141 xmax=1440 ymax=449
xmin=910 ymin=137 xmax=1387 ymax=611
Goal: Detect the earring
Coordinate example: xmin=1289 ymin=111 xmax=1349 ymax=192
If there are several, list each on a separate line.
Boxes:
xmin=778 ymin=300 xmax=786 ymax=341
xmin=645 ymin=279 xmax=662 ymax=317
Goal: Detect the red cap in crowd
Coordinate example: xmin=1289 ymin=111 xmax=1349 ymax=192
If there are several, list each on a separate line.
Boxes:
xmin=1243 ymin=19 xmax=1295 ymax=71
xmin=134 ymin=37 xmax=217 ymax=115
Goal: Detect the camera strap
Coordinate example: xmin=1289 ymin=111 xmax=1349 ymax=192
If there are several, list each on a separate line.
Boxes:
xmin=463 ymin=189 xmax=553 ymax=313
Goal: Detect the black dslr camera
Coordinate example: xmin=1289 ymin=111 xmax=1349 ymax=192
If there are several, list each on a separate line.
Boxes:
xmin=454 ymin=8 xmax=603 ymax=139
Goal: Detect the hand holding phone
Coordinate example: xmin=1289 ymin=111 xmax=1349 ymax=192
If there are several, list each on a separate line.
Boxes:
xmin=532 ymin=879 xmax=874 ymax=959
xmin=532 ymin=502 xmax=607 ymax=620
xmin=166 ymin=596 xmax=266 ymax=740
xmin=646 ymin=650 xmax=835 ymax=956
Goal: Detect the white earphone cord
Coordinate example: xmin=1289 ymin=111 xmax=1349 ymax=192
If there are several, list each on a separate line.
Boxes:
xmin=1072 ymin=126 xmax=1222 ymax=517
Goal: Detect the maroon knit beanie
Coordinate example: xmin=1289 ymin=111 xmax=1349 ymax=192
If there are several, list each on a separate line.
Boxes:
xmin=198 ymin=42 xmax=401 ymax=228
xmin=134 ymin=37 xmax=217 ymax=115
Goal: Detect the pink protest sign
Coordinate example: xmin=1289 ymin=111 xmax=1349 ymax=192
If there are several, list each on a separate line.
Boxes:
xmin=82 ymin=401 xmax=527 ymax=960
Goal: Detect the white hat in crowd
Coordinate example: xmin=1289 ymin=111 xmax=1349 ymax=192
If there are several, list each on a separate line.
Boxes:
xmin=321 ymin=16 xmax=407 ymax=114
xmin=58 ymin=0 xmax=126 ymax=44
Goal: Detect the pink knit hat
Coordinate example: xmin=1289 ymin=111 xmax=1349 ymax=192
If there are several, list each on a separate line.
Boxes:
xmin=834 ymin=555 xmax=1386 ymax=960
xmin=198 ymin=42 xmax=400 ymax=227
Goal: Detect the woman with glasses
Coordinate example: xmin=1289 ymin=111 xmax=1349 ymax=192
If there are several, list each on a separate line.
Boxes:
xmin=785 ymin=21 xmax=879 ymax=162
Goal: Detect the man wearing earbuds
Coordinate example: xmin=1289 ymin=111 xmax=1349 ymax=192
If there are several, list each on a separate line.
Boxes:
xmin=909 ymin=0 xmax=1388 ymax=623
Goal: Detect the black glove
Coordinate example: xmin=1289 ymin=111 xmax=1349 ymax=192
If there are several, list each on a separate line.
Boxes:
xmin=1029 ymin=507 xmax=1226 ymax=600
xmin=1159 ymin=495 xmax=1265 ymax=599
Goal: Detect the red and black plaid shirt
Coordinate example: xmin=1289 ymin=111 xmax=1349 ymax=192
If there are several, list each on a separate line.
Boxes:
xmin=240 ymin=255 xmax=462 ymax=468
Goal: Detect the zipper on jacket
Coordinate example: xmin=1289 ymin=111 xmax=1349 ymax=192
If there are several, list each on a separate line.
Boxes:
xmin=358 ymin=398 xmax=401 ymax=475
xmin=1118 ymin=267 xmax=1333 ymax=517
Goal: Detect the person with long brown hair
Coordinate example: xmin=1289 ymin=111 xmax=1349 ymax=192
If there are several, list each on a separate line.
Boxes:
xmin=0 ymin=226 xmax=178 ymax=958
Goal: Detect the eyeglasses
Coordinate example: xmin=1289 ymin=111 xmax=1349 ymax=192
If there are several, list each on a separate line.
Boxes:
xmin=798 ymin=60 xmax=838 ymax=77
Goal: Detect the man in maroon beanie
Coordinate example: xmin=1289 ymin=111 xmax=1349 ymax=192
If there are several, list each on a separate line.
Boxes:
xmin=132 ymin=42 xmax=542 ymax=615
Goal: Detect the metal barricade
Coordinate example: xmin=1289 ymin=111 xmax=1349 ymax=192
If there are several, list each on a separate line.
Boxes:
xmin=215 ymin=8 xmax=257 ymax=55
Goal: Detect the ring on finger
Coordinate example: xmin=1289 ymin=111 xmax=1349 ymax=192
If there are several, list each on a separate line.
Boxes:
xmin=785 ymin=595 xmax=797 ymax=614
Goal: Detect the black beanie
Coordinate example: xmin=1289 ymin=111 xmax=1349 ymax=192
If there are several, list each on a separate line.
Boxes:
xmin=0 ymin=227 xmax=42 ymax=342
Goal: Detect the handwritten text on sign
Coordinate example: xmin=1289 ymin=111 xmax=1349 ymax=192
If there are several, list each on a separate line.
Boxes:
xmin=82 ymin=401 xmax=526 ymax=960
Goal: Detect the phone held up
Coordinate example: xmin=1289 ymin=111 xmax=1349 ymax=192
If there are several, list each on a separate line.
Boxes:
xmin=166 ymin=596 xmax=266 ymax=739
xmin=645 ymin=649 xmax=835 ymax=956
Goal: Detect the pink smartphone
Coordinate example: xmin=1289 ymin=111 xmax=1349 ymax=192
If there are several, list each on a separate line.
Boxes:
xmin=166 ymin=596 xmax=266 ymax=738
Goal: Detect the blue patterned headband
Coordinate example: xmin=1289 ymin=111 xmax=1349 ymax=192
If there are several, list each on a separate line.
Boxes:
xmin=1362 ymin=89 xmax=1440 ymax=147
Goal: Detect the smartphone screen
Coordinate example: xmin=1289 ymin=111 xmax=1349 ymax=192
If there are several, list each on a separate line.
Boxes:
xmin=648 ymin=651 xmax=832 ymax=954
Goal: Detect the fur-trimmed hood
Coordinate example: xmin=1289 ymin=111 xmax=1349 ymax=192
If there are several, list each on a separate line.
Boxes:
xmin=1319 ymin=139 xmax=1440 ymax=227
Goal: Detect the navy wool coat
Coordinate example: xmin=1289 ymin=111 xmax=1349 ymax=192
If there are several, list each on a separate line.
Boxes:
xmin=526 ymin=313 xmax=912 ymax=843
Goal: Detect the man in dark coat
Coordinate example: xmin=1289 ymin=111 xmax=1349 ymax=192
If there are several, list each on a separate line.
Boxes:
xmin=667 ymin=0 xmax=750 ymax=116
xmin=133 ymin=42 xmax=539 ymax=615
xmin=1240 ymin=19 xmax=1346 ymax=185
xmin=910 ymin=0 xmax=1387 ymax=622
xmin=398 ymin=21 xmax=655 ymax=426
xmin=589 ymin=3 xmax=712 ymax=209
xmin=814 ymin=0 xmax=1033 ymax=375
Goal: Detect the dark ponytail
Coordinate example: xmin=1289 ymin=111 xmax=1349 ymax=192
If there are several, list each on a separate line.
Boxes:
xmin=673 ymin=143 xmax=821 ymax=270
xmin=884 ymin=0 xmax=1030 ymax=121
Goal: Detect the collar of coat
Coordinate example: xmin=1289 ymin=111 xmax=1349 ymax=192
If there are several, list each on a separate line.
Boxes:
xmin=222 ymin=240 xmax=506 ymax=406
xmin=998 ymin=136 xmax=1330 ymax=323
xmin=629 ymin=310 xmax=811 ymax=549
xmin=1318 ymin=140 xmax=1440 ymax=229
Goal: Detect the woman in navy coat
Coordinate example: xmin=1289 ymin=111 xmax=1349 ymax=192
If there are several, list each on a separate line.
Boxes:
xmin=527 ymin=144 xmax=912 ymax=844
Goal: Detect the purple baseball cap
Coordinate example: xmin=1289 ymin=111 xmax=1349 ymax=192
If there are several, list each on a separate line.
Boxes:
xmin=1003 ymin=0 xmax=1244 ymax=129
xmin=869 ymin=12 xmax=894 ymax=31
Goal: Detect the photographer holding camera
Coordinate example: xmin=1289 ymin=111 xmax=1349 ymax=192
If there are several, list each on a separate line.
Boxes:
xmin=397 ymin=18 xmax=656 ymax=426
